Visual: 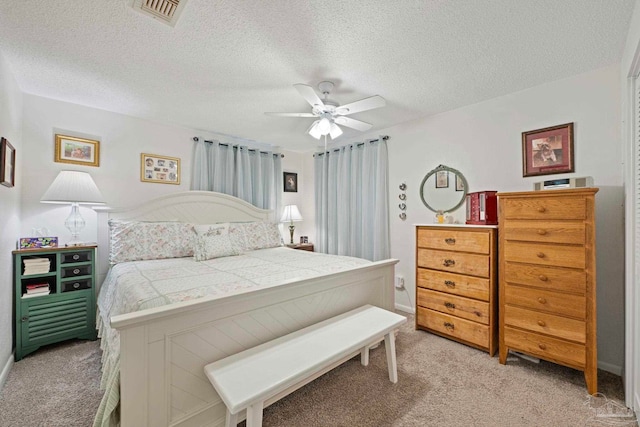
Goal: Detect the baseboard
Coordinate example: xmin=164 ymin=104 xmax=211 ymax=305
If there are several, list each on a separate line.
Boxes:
xmin=394 ymin=303 xmax=414 ymax=314
xmin=0 ymin=352 xmax=14 ymax=392
xmin=598 ymin=360 xmax=623 ymax=376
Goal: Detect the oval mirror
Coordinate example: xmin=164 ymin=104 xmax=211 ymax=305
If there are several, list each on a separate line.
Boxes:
xmin=419 ymin=164 xmax=468 ymax=214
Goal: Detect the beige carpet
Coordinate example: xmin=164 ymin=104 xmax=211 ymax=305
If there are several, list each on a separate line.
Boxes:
xmin=0 ymin=314 xmax=636 ymax=427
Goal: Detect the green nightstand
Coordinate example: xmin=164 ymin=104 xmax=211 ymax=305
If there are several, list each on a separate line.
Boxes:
xmin=13 ymin=245 xmax=98 ymax=361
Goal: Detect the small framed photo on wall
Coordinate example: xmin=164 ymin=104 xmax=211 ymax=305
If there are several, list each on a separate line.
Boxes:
xmin=435 ymin=170 xmax=448 ymax=188
xmin=141 ymin=153 xmax=180 ymax=184
xmin=1 ymin=137 xmax=15 ymax=187
xmin=55 ymin=134 xmax=100 ymax=167
xmin=284 ymin=172 xmax=298 ymax=192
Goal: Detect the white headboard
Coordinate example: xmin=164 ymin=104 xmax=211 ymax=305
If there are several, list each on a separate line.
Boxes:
xmin=95 ymin=191 xmax=273 ymax=287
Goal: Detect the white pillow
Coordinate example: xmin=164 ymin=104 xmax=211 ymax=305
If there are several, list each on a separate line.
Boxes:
xmin=109 ymin=220 xmax=195 ymax=264
xmin=228 ymin=221 xmax=283 ymax=252
xmin=193 ymin=224 xmax=240 ymax=261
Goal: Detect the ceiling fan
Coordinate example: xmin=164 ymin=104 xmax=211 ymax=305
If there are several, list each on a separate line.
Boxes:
xmin=265 ymin=81 xmax=386 ymax=140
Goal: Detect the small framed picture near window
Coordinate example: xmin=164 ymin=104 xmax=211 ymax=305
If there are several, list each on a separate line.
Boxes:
xmin=522 ymin=122 xmax=574 ymax=177
xmin=284 ymin=172 xmax=298 ymax=192
xmin=455 ymin=174 xmax=465 ymax=191
xmin=435 ymin=170 xmax=448 ymax=188
xmin=141 ymin=153 xmax=180 ymax=184
xmin=55 ymin=134 xmax=100 ymax=167
xmin=1 ymin=137 xmax=15 ymax=187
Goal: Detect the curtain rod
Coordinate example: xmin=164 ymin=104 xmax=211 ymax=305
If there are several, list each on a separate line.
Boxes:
xmin=313 ymin=135 xmax=389 ymax=157
xmin=192 ymin=137 xmax=284 ymax=158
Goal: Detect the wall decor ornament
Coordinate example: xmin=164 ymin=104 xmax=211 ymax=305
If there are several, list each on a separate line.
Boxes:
xmin=141 ymin=153 xmax=181 ymax=184
xmin=522 ymin=122 xmax=574 ymax=177
xmin=55 ymin=134 xmax=100 ymax=167
xmin=1 ymin=137 xmax=15 ymax=187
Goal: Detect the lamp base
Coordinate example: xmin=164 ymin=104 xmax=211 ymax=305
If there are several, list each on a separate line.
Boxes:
xmin=289 ymin=224 xmax=295 ymax=245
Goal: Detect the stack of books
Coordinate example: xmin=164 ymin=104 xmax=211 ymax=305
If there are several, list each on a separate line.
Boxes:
xmin=23 ymin=257 xmax=51 ymax=275
xmin=23 ymin=283 xmax=50 ymax=298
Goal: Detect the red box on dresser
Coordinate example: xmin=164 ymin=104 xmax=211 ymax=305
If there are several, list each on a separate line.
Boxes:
xmin=466 ymin=191 xmax=498 ymax=225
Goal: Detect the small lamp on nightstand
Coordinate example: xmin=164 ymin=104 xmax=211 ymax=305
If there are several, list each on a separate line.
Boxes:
xmin=280 ymin=205 xmax=303 ymax=244
xmin=40 ymin=170 xmax=106 ymax=246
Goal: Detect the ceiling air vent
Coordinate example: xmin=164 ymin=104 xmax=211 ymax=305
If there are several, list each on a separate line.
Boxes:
xmin=131 ymin=0 xmax=188 ymax=27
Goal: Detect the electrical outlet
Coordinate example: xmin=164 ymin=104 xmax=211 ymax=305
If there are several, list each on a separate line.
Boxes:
xmin=395 ymin=275 xmax=405 ymax=290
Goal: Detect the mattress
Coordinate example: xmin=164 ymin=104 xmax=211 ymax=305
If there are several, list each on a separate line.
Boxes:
xmin=93 ymin=247 xmax=370 ymax=427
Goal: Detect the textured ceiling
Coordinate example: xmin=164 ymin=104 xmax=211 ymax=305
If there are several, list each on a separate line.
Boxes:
xmin=0 ymin=1 xmax=635 ymax=151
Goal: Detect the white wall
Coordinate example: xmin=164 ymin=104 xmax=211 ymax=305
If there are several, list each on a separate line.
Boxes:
xmin=350 ymin=64 xmax=624 ymax=373
xmin=0 ymin=52 xmax=23 ymax=388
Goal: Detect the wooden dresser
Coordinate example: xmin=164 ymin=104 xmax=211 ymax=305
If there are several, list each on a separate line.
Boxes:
xmin=497 ymin=188 xmax=598 ymax=394
xmin=415 ymin=225 xmax=498 ymax=355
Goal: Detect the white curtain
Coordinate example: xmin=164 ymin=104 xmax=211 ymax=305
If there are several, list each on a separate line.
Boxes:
xmin=314 ymin=137 xmax=390 ymax=261
xmin=191 ymin=139 xmax=282 ymax=212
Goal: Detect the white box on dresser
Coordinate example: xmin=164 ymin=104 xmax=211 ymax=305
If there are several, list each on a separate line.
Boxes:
xmin=415 ymin=224 xmax=498 ymax=355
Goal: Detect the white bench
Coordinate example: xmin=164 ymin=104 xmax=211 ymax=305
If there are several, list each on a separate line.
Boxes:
xmin=204 ymin=304 xmax=407 ymax=427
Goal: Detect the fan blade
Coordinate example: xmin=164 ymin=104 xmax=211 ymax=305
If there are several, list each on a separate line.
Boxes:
xmin=294 ymin=84 xmax=325 ymax=109
xmin=265 ymin=112 xmax=316 ymax=117
xmin=334 ymin=116 xmax=373 ymax=132
xmin=335 ymin=95 xmax=385 ymax=115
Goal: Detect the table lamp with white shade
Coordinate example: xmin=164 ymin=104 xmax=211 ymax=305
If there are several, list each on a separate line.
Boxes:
xmin=40 ymin=170 xmax=106 ymax=246
xmin=280 ymin=205 xmax=302 ymax=244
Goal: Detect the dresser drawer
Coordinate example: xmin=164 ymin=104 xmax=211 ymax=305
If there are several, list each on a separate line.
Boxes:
xmin=417 ymin=307 xmax=489 ymax=348
xmin=417 ymin=288 xmax=489 ymax=324
xmin=503 ymin=305 xmax=585 ymax=343
xmin=61 ymin=264 xmax=92 ymax=278
xmin=417 ymin=228 xmax=489 ymax=254
xmin=503 ymin=263 xmax=585 ymax=294
xmin=503 ymin=241 xmax=585 ymax=269
xmin=417 ymin=268 xmax=490 ymax=301
xmin=504 ymin=284 xmax=585 ymax=319
xmin=60 ymin=250 xmax=92 ymax=264
xmin=502 ymin=220 xmax=585 ymax=245
xmin=417 ymin=248 xmax=489 ymax=277
xmin=504 ymin=326 xmax=585 ymax=369
xmin=501 ymin=197 xmax=586 ymax=220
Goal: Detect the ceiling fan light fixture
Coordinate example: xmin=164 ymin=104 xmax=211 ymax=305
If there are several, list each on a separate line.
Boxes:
xmin=308 ymin=120 xmax=322 ymax=139
xmin=318 ymin=117 xmax=331 ymax=135
xmin=329 ymin=123 xmax=343 ymax=139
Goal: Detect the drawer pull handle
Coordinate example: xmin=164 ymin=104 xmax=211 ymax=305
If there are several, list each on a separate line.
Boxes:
xmin=538 ymin=343 xmax=547 ymax=350
xmin=444 ymin=238 xmax=456 ymax=245
xmin=536 ymin=252 xmax=545 ymax=258
xmin=537 ymin=207 xmax=546 ymax=213
xmin=537 ymin=320 xmax=546 ymax=327
xmin=537 ymin=297 xmax=547 ymax=304
xmin=73 ymin=268 xmax=80 ymax=275
xmin=72 ymin=254 xmax=80 ymax=260
xmin=444 ymin=302 xmax=456 ymax=310
xmin=444 ymin=322 xmax=455 ymax=330
xmin=444 ymin=280 xmax=456 ymax=288
xmin=537 ymin=229 xmax=547 ymax=235
xmin=538 ymin=275 xmax=548 ymax=282
xmin=21 ymin=316 xmax=28 ymax=322
xmin=443 ymin=259 xmax=456 ymax=267
xmin=73 ymin=282 xmax=80 ymax=289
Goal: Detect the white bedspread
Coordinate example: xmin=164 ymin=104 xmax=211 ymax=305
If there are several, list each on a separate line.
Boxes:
xmin=93 ymin=247 xmax=370 ymax=427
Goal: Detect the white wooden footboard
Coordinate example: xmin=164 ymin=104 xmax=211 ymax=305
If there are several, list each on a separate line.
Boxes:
xmin=113 ymin=259 xmax=397 ymax=427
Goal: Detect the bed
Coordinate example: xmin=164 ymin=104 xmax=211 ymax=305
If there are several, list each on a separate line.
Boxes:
xmin=93 ymin=191 xmax=398 ymax=427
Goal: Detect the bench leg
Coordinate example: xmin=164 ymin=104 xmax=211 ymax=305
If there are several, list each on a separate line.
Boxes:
xmin=384 ymin=331 xmax=398 ymax=383
xmin=225 ymin=410 xmax=238 ymax=427
xmin=246 ymin=401 xmax=264 ymax=427
xmin=360 ymin=345 xmax=370 ymax=366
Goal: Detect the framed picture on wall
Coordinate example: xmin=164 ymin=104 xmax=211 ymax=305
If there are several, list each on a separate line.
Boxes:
xmin=284 ymin=172 xmax=298 ymax=192
xmin=455 ymin=174 xmax=465 ymax=191
xmin=141 ymin=153 xmax=181 ymax=184
xmin=522 ymin=123 xmax=574 ymax=177
xmin=54 ymin=134 xmax=100 ymax=167
xmin=435 ymin=170 xmax=448 ymax=188
xmin=1 ymin=137 xmax=15 ymax=187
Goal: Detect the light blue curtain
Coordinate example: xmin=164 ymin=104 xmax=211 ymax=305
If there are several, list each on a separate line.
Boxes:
xmin=314 ymin=137 xmax=390 ymax=261
xmin=191 ymin=139 xmax=282 ymax=212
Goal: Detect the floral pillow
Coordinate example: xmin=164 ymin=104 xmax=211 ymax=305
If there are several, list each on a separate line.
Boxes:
xmin=109 ymin=220 xmax=195 ymax=264
xmin=227 ymin=221 xmax=283 ymax=252
xmin=193 ymin=224 xmax=240 ymax=261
